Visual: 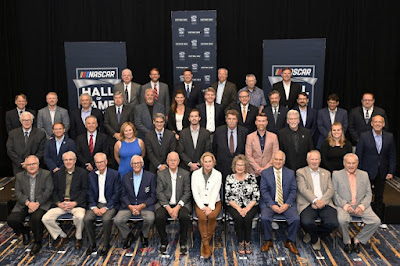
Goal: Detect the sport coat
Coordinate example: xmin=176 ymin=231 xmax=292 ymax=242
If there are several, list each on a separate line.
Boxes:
xmin=196 ymin=102 xmax=225 ymax=131
xmin=103 ymin=104 xmax=134 ymax=139
xmin=296 ymin=166 xmax=335 ymax=214
xmin=155 ymin=167 xmax=192 ymax=212
xmin=7 ymin=127 xmax=47 ymax=175
xmin=295 ymin=107 xmax=318 ymax=139
xmin=211 ymin=80 xmax=237 ymax=111
xmin=69 ymin=107 xmax=104 ymax=140
xmin=140 ymin=82 xmax=170 ymax=114
xmin=245 ymin=131 xmax=279 ymax=176
xmin=44 ymin=136 xmax=76 ymax=172
xmin=178 ymin=127 xmax=212 ymax=170
xmin=113 ymin=81 xmax=142 ymax=107
xmin=174 ymin=82 xmax=204 ymax=109
xmin=13 ymin=168 xmax=53 ymax=212
xmin=167 ymin=107 xmax=191 ymax=134
xmin=75 ymin=132 xmax=110 ymax=169
xmin=272 ymin=81 xmax=301 ymax=109
xmin=134 ymin=102 xmax=165 ymax=141
xmin=145 ymin=129 xmax=177 ymax=173
xmin=264 ymin=105 xmax=288 ymax=134
xmin=6 ymin=108 xmax=36 ymax=133
xmin=37 ymin=106 xmax=70 ymax=139
xmin=120 ymin=170 xmax=157 ymax=212
xmin=229 ymin=103 xmax=258 ymax=133
xmin=52 ymin=166 xmax=88 ymax=208
xmin=87 ymin=167 xmax=121 ymax=210
xmin=317 ymin=107 xmax=348 ymax=148
xmin=356 ymin=130 xmax=396 ymax=180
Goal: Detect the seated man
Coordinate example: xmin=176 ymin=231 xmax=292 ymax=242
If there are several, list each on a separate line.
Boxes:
xmin=260 ymin=150 xmax=300 ymax=255
xmin=155 ymin=152 xmax=192 ymax=255
xmin=114 ymin=155 xmax=157 ymax=249
xmin=332 ymin=153 xmax=381 ymax=254
xmin=84 ymin=153 xmax=121 ymax=256
xmin=7 ymin=155 xmax=53 ymax=255
xmin=42 ymin=151 xmax=88 ymax=250
xmin=296 ymin=150 xmax=338 ymax=250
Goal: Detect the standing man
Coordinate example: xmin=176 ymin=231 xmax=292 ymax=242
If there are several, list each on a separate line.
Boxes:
xmin=272 ymin=67 xmax=301 ymax=110
xmin=211 ymin=68 xmax=237 ymax=111
xmin=238 ymin=74 xmax=267 ymax=113
xmin=295 ymin=92 xmax=318 ymax=144
xmin=264 ymin=90 xmax=288 ymax=134
xmin=174 ymin=68 xmax=204 ymax=109
xmin=140 ymin=68 xmax=170 ymax=114
xmin=113 ymin=68 xmax=141 ymax=107
xmin=196 ymin=87 xmax=225 ymax=135
xmin=6 ymin=94 xmax=36 ymax=133
xmin=229 ymin=90 xmax=258 ymax=134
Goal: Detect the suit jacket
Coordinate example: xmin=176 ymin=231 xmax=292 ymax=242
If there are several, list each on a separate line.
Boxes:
xmin=167 ymin=107 xmax=191 ymax=133
xmin=120 ymin=170 xmax=157 ymax=211
xmin=259 ymin=166 xmax=297 ymax=209
xmin=52 ymin=166 xmax=88 ymax=208
xmin=134 ymin=102 xmax=165 ymax=140
xmin=317 ymin=107 xmax=348 ymax=149
xmin=211 ymin=81 xmax=237 ymax=111
xmin=6 ymin=108 xmax=36 ymax=133
xmin=229 ymin=103 xmax=258 ymax=133
xmin=332 ymin=169 xmax=372 ymax=210
xmin=7 ymin=127 xmax=47 ymax=175
xmin=245 ymin=131 xmax=279 ymax=176
xmin=140 ymin=82 xmax=170 ymax=114
xmin=178 ymin=127 xmax=212 ymax=170
xmin=103 ymin=104 xmax=134 ymax=140
xmin=174 ymin=82 xmax=204 ymax=109
xmin=69 ymin=107 xmax=104 ymax=140
xmin=13 ymin=168 xmax=53 ymax=212
xmin=296 ymin=166 xmax=335 ymax=214
xmin=348 ymin=106 xmax=388 ymax=145
xmin=113 ymin=81 xmax=142 ymax=107
xmin=145 ymin=129 xmax=177 ymax=173
xmin=265 ymin=105 xmax=288 ymax=134
xmin=37 ymin=106 xmax=70 ymax=139
xmin=213 ymin=125 xmax=248 ymax=180
xmin=44 ymin=136 xmax=76 ymax=171
xmin=356 ymin=130 xmax=396 ymax=180
xmin=272 ymin=81 xmax=301 ymax=109
xmin=295 ymin=107 xmax=318 ymax=140
xmin=75 ymin=132 xmax=110 ymax=169
xmin=196 ymin=102 xmax=225 ymax=131
xmin=87 ymin=167 xmax=121 ymax=210
xmin=155 ymin=167 xmax=192 ymax=212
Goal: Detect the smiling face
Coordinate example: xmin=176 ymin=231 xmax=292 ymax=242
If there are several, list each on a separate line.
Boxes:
xmin=239 ymin=91 xmax=250 ymax=105
xmin=272 ymin=151 xmax=285 ymax=170
xmin=94 ymin=153 xmax=108 ymax=173
xmin=20 ymin=113 xmax=33 ymax=130
xmin=25 ymin=156 xmax=40 ymax=176
xmin=85 ymin=117 xmax=98 ymax=133
xmin=15 ymin=96 xmax=27 ymax=110
xmin=202 ymin=155 xmax=214 ymax=172
xmin=175 ymin=93 xmax=185 ymax=105
xmin=63 ymin=152 xmax=76 ymax=172
xmin=189 ymin=110 xmax=200 ymax=126
xmin=218 ymin=69 xmax=228 ymax=83
xmin=204 ymin=90 xmax=216 ymax=104
xmin=331 ymin=124 xmax=343 ymax=140
xmin=281 ymin=69 xmax=292 ymax=82
xmin=371 ymin=115 xmax=385 ymax=133
xmin=123 ymin=124 xmax=134 ymax=139
xmin=144 ymin=89 xmax=155 ymax=105
xmin=53 ymin=123 xmax=65 ymax=138
xmin=255 ymin=115 xmax=268 ymax=131
xmin=122 ymin=69 xmax=133 ymax=84
xmin=287 ymin=113 xmax=300 ymax=130
xmin=183 ymin=70 xmax=193 ymax=83
xmin=80 ymin=94 xmax=92 ymax=109
xmin=149 ymin=69 xmax=160 ymax=83
xmin=327 ymin=100 xmax=339 ymax=111
xmin=131 ymin=156 xmax=143 ymax=174
xmin=344 ymin=154 xmax=358 ymax=174
xmin=269 ymin=93 xmax=280 ymax=107
xmin=307 ymin=151 xmax=321 ymax=171
xmin=297 ymin=94 xmax=308 ymax=108
xmin=166 ymin=152 xmax=180 ymax=171
xmin=153 ymin=117 xmax=165 ymax=132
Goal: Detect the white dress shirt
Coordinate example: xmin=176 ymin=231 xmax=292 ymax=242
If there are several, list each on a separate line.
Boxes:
xmin=329 ymin=107 xmax=337 ymax=125
xmin=310 ymin=168 xmax=323 ymax=202
xmin=283 ymin=82 xmax=291 ymax=100
xmin=206 ymin=102 xmax=215 ymax=132
xmin=124 ymin=82 xmax=131 ymax=102
xmin=87 ymin=130 xmax=97 ymax=145
xmin=190 ymin=125 xmax=199 ymax=149
xmin=96 ymin=168 xmax=107 ymax=205
xmin=216 ymin=81 xmax=226 ymax=104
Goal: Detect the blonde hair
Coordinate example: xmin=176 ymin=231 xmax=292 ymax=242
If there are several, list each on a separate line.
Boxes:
xmin=119 ymin=122 xmax=137 ymax=141
xmin=327 ymin=122 xmax=346 ymax=148
xmin=200 ymin=152 xmax=216 ymax=166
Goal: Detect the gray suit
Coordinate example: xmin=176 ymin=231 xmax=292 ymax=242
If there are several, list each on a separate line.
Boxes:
xmin=113 ymin=81 xmax=142 ymax=107
xmin=140 ymin=82 xmax=170 ymax=114
xmin=332 ymin=169 xmax=380 ymax=244
xmin=134 ymin=102 xmax=165 ymax=141
xmin=37 ymin=106 xmax=70 ymax=139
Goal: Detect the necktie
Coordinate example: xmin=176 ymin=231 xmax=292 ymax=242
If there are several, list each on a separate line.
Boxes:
xmin=117 ymin=107 xmax=121 ymax=123
xmin=158 ymin=133 xmax=163 ymax=145
xmin=276 ymin=171 xmax=284 ymax=206
xmin=273 ymin=107 xmax=278 ymax=123
xmin=154 ymin=84 xmax=158 ymax=100
xmin=186 ymin=84 xmax=190 ymax=99
xmin=89 ymin=134 xmax=94 ymax=155
xmin=125 ymin=85 xmax=129 ymax=103
xmin=365 ymin=109 xmax=370 ymax=124
xmin=242 ymin=106 xmax=247 ymax=123
xmin=24 ymin=131 xmax=29 ymax=145
xmin=229 ymin=130 xmax=234 ymax=155
xmin=19 ymin=110 xmax=23 ymax=116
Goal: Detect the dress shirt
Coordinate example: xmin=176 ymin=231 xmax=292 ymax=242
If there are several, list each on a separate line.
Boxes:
xmin=28 ymin=173 xmax=37 ymax=202
xmin=96 ymin=168 xmax=107 ymax=205
xmin=150 ymin=81 xmax=160 ymax=91
xmin=346 ymin=171 xmax=357 ymax=206
xmin=184 ymin=82 xmax=193 ymax=93
xmin=283 ymin=82 xmax=291 ymax=100
xmin=81 ymin=107 xmax=92 ymax=124
xmin=240 ymin=103 xmax=249 ymax=120
xmin=49 ymin=108 xmax=56 ymax=124
xmin=299 ymin=108 xmax=307 ymax=127
xmin=133 ymin=169 xmax=143 ymax=197
xmin=87 ymin=130 xmax=97 ymax=145
xmin=55 ymin=136 xmax=65 ymax=155
xmin=115 ymin=105 xmax=123 ymax=115
xmin=64 ymin=168 xmax=75 ymax=199
xmin=17 ymin=108 xmax=26 ymax=117
xmin=329 ymin=108 xmax=337 ymax=125
xmin=257 ymin=131 xmax=266 ymax=152
xmin=273 ymin=168 xmax=283 ymax=204
xmin=372 ymin=129 xmax=382 ymax=154
xmin=190 ymin=125 xmax=200 ymax=149
xmin=156 ymin=128 xmax=164 ymax=141
xmin=124 ymin=82 xmax=131 ymax=102
xmin=216 ymin=81 xmax=226 ymax=104
xmin=362 ymin=106 xmax=374 ymax=120
xmin=310 ymin=168 xmax=323 ymax=202
xmin=23 ymin=127 xmax=32 ymax=137
xmin=227 ymin=127 xmax=238 ymax=152
xmin=238 ymin=86 xmax=267 ymax=108
xmin=205 ymin=102 xmax=215 ymax=132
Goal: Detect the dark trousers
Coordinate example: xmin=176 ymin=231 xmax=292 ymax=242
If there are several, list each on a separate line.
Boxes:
xmin=371 ymin=172 xmax=385 ymax=220
xmin=155 ymin=206 xmax=190 ymax=246
xmin=300 ymin=205 xmax=338 ymax=244
xmin=83 ymin=204 xmax=116 ymax=247
xmin=7 ymin=208 xmax=47 ymax=243
xmin=227 ymin=205 xmax=259 ymax=242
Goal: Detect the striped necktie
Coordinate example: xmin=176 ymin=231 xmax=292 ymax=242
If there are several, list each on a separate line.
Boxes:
xmin=276 ymin=171 xmax=284 ymax=206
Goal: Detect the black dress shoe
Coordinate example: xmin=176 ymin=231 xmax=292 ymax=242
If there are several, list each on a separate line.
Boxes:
xmin=22 ymin=233 xmax=30 ymax=245
xmin=100 ymin=245 xmax=110 ymax=256
xmin=344 ymin=244 xmax=352 ymax=254
xmin=353 ymin=242 xmax=360 ymax=253
xmin=30 ymin=243 xmax=42 ymax=256
xmin=123 ymin=233 xmax=135 ymax=249
xmin=86 ymin=245 xmax=96 ymax=255
xmin=140 ymin=232 xmax=148 ymax=248
xmin=75 ymin=239 xmax=83 ymax=250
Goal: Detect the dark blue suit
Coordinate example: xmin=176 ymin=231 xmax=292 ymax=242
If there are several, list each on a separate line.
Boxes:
xmin=317 ymin=107 xmax=348 ymax=148
xmin=87 ymin=168 xmax=121 ymax=210
xmin=43 ymin=136 xmax=76 ymax=172
xmin=295 ymin=107 xmax=318 ymax=144
xmin=260 ymin=166 xmax=300 ymax=242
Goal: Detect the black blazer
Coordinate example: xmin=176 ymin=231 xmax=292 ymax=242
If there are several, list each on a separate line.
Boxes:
xmin=196 ymin=102 xmax=225 ymax=131
xmin=167 ymin=106 xmax=191 ymax=134
xmin=264 ymin=105 xmax=288 ymax=134
xmin=178 ymin=127 xmax=212 ymax=170
xmin=174 ymin=82 xmax=204 ymax=109
xmin=75 ymin=132 xmax=109 ymax=169
xmin=145 ymin=129 xmax=177 ymax=173
xmin=228 ymin=103 xmax=258 ymax=134
xmin=272 ymin=81 xmax=301 ymax=109
xmin=103 ymin=104 xmax=134 ymax=142
xmin=52 ymin=166 xmax=88 ymax=208
xmin=294 ymin=107 xmax=318 ymax=141
xmin=69 ymin=108 xmax=104 ymax=140
xmin=5 ymin=108 xmax=36 ymax=133
xmin=210 ymin=80 xmax=237 ymax=111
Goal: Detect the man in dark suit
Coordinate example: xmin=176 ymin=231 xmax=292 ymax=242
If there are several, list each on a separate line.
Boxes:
xmin=317 ymin=93 xmax=348 ymax=148
xmin=113 ymin=68 xmax=141 ymax=107
xmin=211 ymin=68 xmax=237 ymax=111
xmin=272 ymin=67 xmax=301 ymax=110
xmin=140 ymin=68 xmax=170 ymax=114
xmin=213 ymin=109 xmax=248 ymax=182
xmin=6 ymin=94 xmax=36 ymax=133
xmin=84 ymin=153 xmax=121 ymax=256
xmin=295 ymin=92 xmax=318 ymax=145
xmin=349 ymin=92 xmax=388 ymax=145
xmin=7 ymin=155 xmax=53 ymax=255
xmin=278 ymin=110 xmax=314 ymax=171
xmin=173 ymin=68 xmax=204 ymax=109
xmin=69 ymin=93 xmax=104 ymax=140
xmin=356 ymin=115 xmax=396 ymax=224
xmin=76 ymin=115 xmax=110 ymax=171
xmin=44 ymin=122 xmax=76 ymax=173
xmin=196 ymin=87 xmax=225 ymax=134
xmin=7 ymin=111 xmax=47 ymax=175
xmin=259 ymin=150 xmax=300 ymax=254
xmin=42 ymin=151 xmax=88 ymax=250
xmin=264 ymin=90 xmax=288 ymax=134
xmin=178 ymin=109 xmax=212 ymax=172
xmin=229 ymin=89 xmax=258 ymax=134
xmin=114 ymin=155 xmax=157 ymax=249
xmin=134 ymin=88 xmax=165 ymax=141
xmin=155 ymin=152 xmax=192 ymax=255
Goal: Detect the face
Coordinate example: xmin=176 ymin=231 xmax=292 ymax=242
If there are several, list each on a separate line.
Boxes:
xmin=80 ymin=95 xmax=92 ymax=109
xmin=85 ymin=117 xmax=98 ymax=133
xmin=297 ymin=94 xmax=308 ymax=108
xmin=20 ymin=113 xmax=33 ymax=130
xmin=124 ymin=125 xmax=134 ymax=139
xmin=167 ymin=153 xmax=180 ymax=170
xmin=371 ymin=116 xmax=385 ymax=133
xmin=183 ymin=71 xmax=193 ymax=83
xmin=238 ymin=91 xmax=250 ymax=105
xmin=361 ymin=94 xmax=375 ymax=109
xmin=46 ymin=93 xmax=58 ymax=106
xmin=131 ymin=157 xmax=143 ymax=173
xmin=175 ymin=93 xmax=185 ymax=105
xmin=15 ymin=96 xmax=27 ymax=109
xmin=53 ymin=124 xmax=65 ymax=138
xmin=94 ymin=155 xmax=108 ymax=172
xmin=235 ymin=159 xmax=246 ymax=175
xmin=327 ymin=100 xmax=339 ymax=111
xmin=245 ymin=76 xmax=256 ymax=88
xmin=153 ymin=117 xmax=165 ymax=131
xmin=218 ymin=69 xmax=228 ymax=82
xmin=149 ymin=70 xmax=160 ymax=83
xmin=205 ymin=91 xmax=216 ymax=103
xmin=344 ymin=155 xmax=358 ymax=174
xmin=331 ymin=124 xmax=343 ymax=140
xmin=269 ymin=93 xmax=280 ymax=107
xmin=189 ymin=111 xmax=200 ymax=125
xmin=287 ymin=114 xmax=300 ymax=130
xmin=122 ymin=69 xmax=133 ymax=83
xmin=226 ymin=114 xmax=238 ymax=129
xmin=255 ymin=116 xmax=268 ymax=131
xmin=145 ymin=90 xmax=155 ymax=105
xmin=281 ymin=69 xmax=292 ymax=82
xmin=272 ymin=152 xmax=285 ymax=170
xmin=25 ymin=157 xmax=39 ymax=176
xmin=202 ymin=156 xmax=214 ymax=171
xmin=63 ymin=153 xmax=76 ymax=171
xmin=307 ymin=152 xmax=321 ymax=171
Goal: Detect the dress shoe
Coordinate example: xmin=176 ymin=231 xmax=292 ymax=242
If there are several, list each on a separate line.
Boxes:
xmin=100 ymin=245 xmax=110 ymax=256
xmin=180 ymin=245 xmax=187 ymax=255
xmin=160 ymin=244 xmax=168 ymax=254
xmin=261 ymin=240 xmax=273 ymax=252
xmin=54 ymin=236 xmax=69 ymax=250
xmin=86 ymin=245 xmax=96 ymax=255
xmin=380 ymin=223 xmax=388 ymax=229
xmin=75 ymin=239 xmax=83 ymax=250
xmin=353 ymin=242 xmax=360 ymax=253
xmin=344 ymin=244 xmax=352 ymax=254
xmin=312 ymin=238 xmax=321 ymax=251
xmin=284 ymin=240 xmax=299 ymax=255
xmin=123 ymin=233 xmax=135 ymax=249
xmin=203 ymin=243 xmax=211 ymax=259
xmin=140 ymin=232 xmax=148 ymax=248
xmin=30 ymin=243 xmax=42 ymax=256
xmin=303 ymin=233 xmax=311 ymax=244
xmin=22 ymin=232 xmax=30 ymax=245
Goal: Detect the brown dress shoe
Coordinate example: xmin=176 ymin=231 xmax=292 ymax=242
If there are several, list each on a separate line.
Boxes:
xmin=284 ymin=240 xmax=299 ymax=255
xmin=75 ymin=239 xmax=83 ymax=250
xmin=54 ymin=237 xmax=69 ymax=250
xmin=261 ymin=240 xmax=273 ymax=252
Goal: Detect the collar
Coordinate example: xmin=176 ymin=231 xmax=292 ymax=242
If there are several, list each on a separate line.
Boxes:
xmin=218 ymin=80 xmax=226 ymax=86
xmin=133 ymin=169 xmax=143 ymax=177
xmin=190 ymin=125 xmax=199 ymax=133
xmin=228 ymin=127 xmax=237 ymax=134
xmin=372 ymin=129 xmax=382 ymax=137
xmin=240 ymin=103 xmax=249 ymax=109
xmin=96 ymin=168 xmax=107 ymax=176
xmin=65 ymin=167 xmax=75 ymax=175
xmin=81 ymin=107 xmax=92 ymax=113
xmin=329 ymin=107 xmax=338 ymax=113
xmin=309 ymin=167 xmax=320 ymax=174
xmin=155 ymin=128 xmax=165 ymax=135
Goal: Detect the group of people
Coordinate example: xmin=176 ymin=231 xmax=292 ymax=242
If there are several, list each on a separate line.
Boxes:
xmin=5 ymin=66 xmax=396 ymax=258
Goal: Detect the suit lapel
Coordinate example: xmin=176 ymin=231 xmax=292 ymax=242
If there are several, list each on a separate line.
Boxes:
xmin=305 ymin=167 xmax=314 ymax=192
xmin=34 ymin=169 xmax=41 ymax=199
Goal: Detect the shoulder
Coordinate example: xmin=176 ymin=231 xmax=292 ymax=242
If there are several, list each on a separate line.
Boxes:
xmin=143 ymin=170 xmax=156 ymax=180
xmin=178 ymin=168 xmax=190 ymax=177
xmin=283 ymin=167 xmax=295 ymax=177
xmin=266 ymin=131 xmax=278 ymax=139
xmin=39 ymin=168 xmax=52 ymax=178
xmin=272 ymin=81 xmax=283 ymax=88
xmin=113 ymin=82 xmax=123 ymax=89
xmin=350 ymin=106 xmax=361 ymax=115
xmin=108 ymin=168 xmax=119 ymax=178
xmin=332 ymin=169 xmax=345 ymax=179
xmin=131 ymin=82 xmax=141 ymax=88
xmin=238 ymin=125 xmax=248 ymax=134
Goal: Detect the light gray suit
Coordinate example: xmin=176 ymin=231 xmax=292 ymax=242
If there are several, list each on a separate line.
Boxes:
xmin=113 ymin=81 xmax=142 ymax=107
xmin=134 ymin=102 xmax=165 ymax=141
xmin=37 ymin=106 xmax=70 ymax=139
xmin=332 ymin=169 xmax=380 ymax=244
xmin=140 ymin=82 xmax=170 ymax=114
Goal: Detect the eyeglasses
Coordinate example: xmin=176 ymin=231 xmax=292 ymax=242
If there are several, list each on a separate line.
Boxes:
xmin=21 ymin=119 xmax=32 ymax=122
xmin=131 ymin=162 xmax=143 ymax=166
xmin=95 ymin=160 xmax=106 ymax=164
xmin=26 ymin=162 xmax=39 ymax=167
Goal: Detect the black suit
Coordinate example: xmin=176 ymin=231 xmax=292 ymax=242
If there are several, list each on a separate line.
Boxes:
xmin=167 ymin=107 xmax=191 ymax=134
xmin=228 ymin=103 xmax=258 ymax=134
xmin=211 ymin=81 xmax=237 ymax=111
xmin=295 ymin=107 xmax=318 ymax=144
xmin=145 ymin=129 xmax=177 ymax=173
xmin=196 ymin=102 xmax=225 ymax=132
xmin=5 ymin=108 xmax=36 ymax=133
xmin=103 ymin=104 xmax=134 ymax=141
xmin=69 ymin=108 xmax=104 ymax=140
xmin=264 ymin=105 xmax=288 ymax=134
xmin=174 ymin=82 xmax=204 ymax=109
xmin=75 ymin=131 xmax=110 ymax=169
xmin=272 ymin=81 xmax=301 ymax=109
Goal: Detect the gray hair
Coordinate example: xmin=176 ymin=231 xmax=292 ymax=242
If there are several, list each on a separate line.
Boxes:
xmin=62 ymin=151 xmax=77 ymax=160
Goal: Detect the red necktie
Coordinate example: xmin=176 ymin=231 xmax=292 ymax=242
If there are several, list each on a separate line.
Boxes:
xmin=154 ymin=84 xmax=158 ymax=100
xmin=89 ymin=134 xmax=94 ymax=155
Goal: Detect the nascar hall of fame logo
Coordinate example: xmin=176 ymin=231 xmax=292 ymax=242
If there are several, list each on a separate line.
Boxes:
xmin=192 ymin=63 xmax=198 ymax=72
xmin=191 ymin=39 xmax=197 ymax=49
xmin=178 ymin=27 xmax=185 ymax=37
xmin=179 ymin=51 xmax=185 ymax=60
xmin=203 ymin=27 xmax=210 ymax=37
xmin=73 ymin=67 xmax=120 ymax=110
xmin=191 ymin=15 xmax=197 ymax=24
xmin=204 ymin=51 xmax=210 ymax=60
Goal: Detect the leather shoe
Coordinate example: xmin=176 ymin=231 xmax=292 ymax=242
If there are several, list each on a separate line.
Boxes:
xmin=22 ymin=232 xmax=30 ymax=245
xmin=261 ymin=240 xmax=273 ymax=252
xmin=86 ymin=245 xmax=96 ymax=255
xmin=100 ymin=245 xmax=110 ymax=256
xmin=284 ymin=240 xmax=299 ymax=255
xmin=75 ymin=239 xmax=83 ymax=250
xmin=140 ymin=232 xmax=148 ymax=248
xmin=344 ymin=244 xmax=352 ymax=254
xmin=353 ymin=242 xmax=360 ymax=254
xmin=123 ymin=233 xmax=135 ymax=249
xmin=30 ymin=243 xmax=42 ymax=256
xmin=54 ymin=236 xmax=69 ymax=250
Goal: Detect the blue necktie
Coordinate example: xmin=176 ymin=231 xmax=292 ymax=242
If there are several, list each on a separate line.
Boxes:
xmin=117 ymin=107 xmax=121 ymax=123
xmin=186 ymin=84 xmax=190 ymax=99
xmin=158 ymin=133 xmax=163 ymax=145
